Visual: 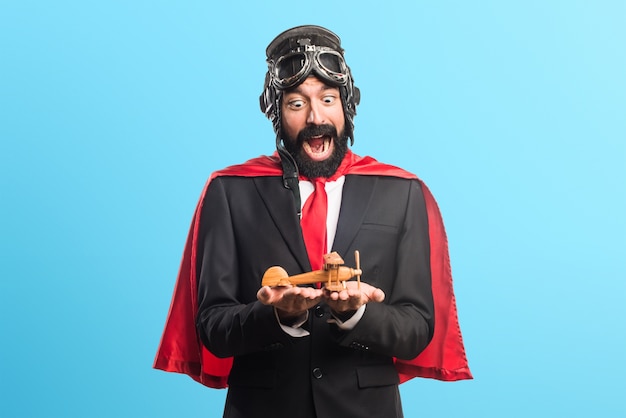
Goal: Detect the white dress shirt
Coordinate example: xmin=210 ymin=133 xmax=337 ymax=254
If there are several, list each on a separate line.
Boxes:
xmin=277 ymin=176 xmax=366 ymax=336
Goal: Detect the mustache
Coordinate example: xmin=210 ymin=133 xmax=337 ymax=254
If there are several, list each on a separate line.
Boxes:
xmin=296 ymin=124 xmax=338 ymax=143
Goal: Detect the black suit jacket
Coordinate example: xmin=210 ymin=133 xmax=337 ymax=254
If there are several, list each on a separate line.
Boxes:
xmin=196 ymin=174 xmax=434 ymax=418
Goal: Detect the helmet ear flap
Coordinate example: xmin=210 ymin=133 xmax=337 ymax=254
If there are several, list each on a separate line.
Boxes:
xmin=341 ymin=78 xmax=360 ymax=145
xmin=259 ymin=90 xmax=267 ymax=115
xmin=353 ymin=86 xmax=361 ymax=106
xmin=260 ymin=72 xmax=282 ymax=134
xmin=259 ymin=72 xmax=272 ymax=115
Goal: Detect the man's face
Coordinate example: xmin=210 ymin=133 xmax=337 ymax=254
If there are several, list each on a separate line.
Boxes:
xmin=281 ymin=76 xmax=347 ymax=179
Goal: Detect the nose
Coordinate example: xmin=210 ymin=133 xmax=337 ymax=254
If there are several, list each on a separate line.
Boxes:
xmin=306 ymin=102 xmax=325 ymax=125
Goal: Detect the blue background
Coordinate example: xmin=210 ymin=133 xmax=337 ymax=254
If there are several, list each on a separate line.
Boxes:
xmin=1 ymin=1 xmax=624 ymax=417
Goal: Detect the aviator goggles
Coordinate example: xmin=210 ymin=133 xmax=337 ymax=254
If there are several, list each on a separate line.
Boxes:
xmin=271 ymin=45 xmax=349 ymax=90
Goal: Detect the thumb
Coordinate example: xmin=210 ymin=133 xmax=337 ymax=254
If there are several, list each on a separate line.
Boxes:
xmin=257 ymin=286 xmax=272 ymax=304
xmin=371 ymin=288 xmax=385 ymax=303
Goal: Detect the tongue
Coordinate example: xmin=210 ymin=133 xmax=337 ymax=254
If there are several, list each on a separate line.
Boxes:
xmin=308 ymin=137 xmax=325 ymax=153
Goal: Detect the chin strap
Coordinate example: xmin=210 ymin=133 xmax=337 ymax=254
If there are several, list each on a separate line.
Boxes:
xmin=276 ymin=135 xmax=302 ymax=217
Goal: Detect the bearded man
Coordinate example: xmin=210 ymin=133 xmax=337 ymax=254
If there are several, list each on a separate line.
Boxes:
xmin=155 ymin=25 xmax=472 ymax=418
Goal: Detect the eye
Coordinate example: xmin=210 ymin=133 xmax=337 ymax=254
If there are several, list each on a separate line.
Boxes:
xmin=288 ymin=99 xmax=305 ymax=109
xmin=323 ymin=95 xmax=337 ymax=104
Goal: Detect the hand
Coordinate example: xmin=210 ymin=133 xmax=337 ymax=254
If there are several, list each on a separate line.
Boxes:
xmin=257 ymin=285 xmax=324 ymax=321
xmin=324 ymin=281 xmax=385 ymax=315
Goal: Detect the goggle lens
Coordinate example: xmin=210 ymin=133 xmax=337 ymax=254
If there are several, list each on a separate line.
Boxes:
xmin=277 ymin=54 xmax=307 ymax=81
xmin=318 ymin=52 xmax=343 ymax=73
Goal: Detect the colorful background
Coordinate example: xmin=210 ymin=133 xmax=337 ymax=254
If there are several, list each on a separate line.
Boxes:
xmin=1 ymin=1 xmax=624 ymax=417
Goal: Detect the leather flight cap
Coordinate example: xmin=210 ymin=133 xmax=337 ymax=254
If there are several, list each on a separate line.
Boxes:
xmin=266 ymin=25 xmax=344 ymax=61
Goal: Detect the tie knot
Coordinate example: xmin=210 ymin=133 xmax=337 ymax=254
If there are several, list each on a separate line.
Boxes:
xmin=313 ymin=178 xmax=326 ymax=190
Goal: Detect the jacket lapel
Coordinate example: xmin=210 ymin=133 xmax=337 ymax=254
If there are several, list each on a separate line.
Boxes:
xmin=253 ymin=177 xmax=311 ymax=272
xmin=332 ymin=175 xmax=377 ymax=257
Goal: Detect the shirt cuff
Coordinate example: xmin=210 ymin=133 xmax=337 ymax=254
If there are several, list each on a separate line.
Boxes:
xmin=275 ymin=308 xmax=310 ymax=337
xmin=329 ymin=304 xmax=366 ymax=330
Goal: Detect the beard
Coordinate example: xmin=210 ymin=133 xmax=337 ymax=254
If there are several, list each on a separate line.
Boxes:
xmin=282 ymin=124 xmax=349 ymax=179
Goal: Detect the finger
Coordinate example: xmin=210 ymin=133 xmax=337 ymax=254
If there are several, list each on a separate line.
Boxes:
xmin=340 ymin=289 xmax=352 ymax=301
xmin=329 ymin=290 xmax=348 ymax=301
xmin=301 ymin=287 xmax=322 ymax=300
xmin=372 ymin=288 xmax=385 ymax=302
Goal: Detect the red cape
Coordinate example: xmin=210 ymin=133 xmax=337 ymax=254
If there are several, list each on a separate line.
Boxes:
xmin=154 ymin=150 xmax=472 ymax=388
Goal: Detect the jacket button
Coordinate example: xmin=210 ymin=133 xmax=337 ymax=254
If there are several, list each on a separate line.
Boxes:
xmin=314 ymin=305 xmax=324 ymax=318
xmin=350 ymin=341 xmax=368 ymax=350
xmin=312 ymin=368 xmax=323 ymax=379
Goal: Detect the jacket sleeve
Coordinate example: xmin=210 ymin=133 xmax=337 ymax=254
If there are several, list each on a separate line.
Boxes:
xmin=195 ymin=177 xmax=295 ymax=358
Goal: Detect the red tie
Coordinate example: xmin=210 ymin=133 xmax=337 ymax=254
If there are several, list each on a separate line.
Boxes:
xmin=300 ymin=179 xmax=327 ymax=271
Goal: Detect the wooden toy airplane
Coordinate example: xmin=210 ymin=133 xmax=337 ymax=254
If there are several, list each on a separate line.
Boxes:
xmin=262 ymin=250 xmax=361 ymax=292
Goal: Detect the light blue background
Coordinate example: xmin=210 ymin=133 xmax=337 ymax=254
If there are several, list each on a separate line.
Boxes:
xmin=1 ymin=1 xmax=624 ymax=417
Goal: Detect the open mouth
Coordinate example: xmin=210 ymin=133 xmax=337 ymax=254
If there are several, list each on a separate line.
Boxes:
xmin=302 ymin=135 xmax=334 ymax=161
